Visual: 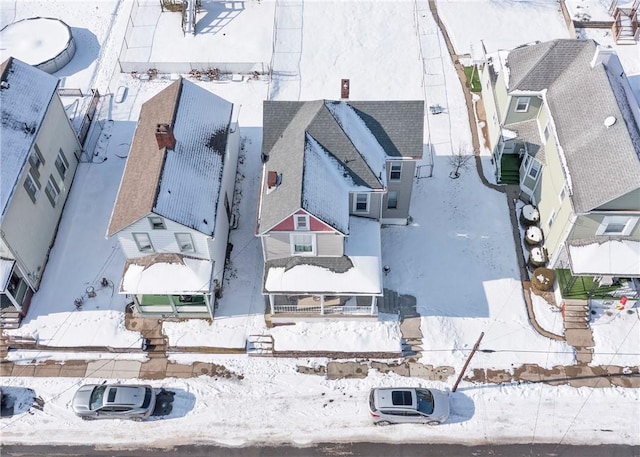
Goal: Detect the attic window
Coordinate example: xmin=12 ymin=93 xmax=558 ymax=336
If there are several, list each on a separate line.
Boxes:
xmin=148 ymin=216 xmax=166 ymax=230
xmin=294 ymin=214 xmax=309 ymax=231
xmin=515 ymin=97 xmax=530 ymax=113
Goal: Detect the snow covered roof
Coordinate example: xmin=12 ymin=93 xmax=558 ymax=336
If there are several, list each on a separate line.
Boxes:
xmin=568 ymin=239 xmax=640 ymax=277
xmin=263 ymin=216 xmax=382 ymax=294
xmin=505 ymin=39 xmax=640 ymax=213
xmin=258 ymin=100 xmax=423 ymax=234
xmin=107 ymin=78 xmax=233 ymax=236
xmin=121 ymin=253 xmax=212 ymax=294
xmin=0 ymin=57 xmax=59 ymax=217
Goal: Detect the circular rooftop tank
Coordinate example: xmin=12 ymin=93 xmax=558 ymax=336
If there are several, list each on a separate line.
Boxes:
xmin=0 ymin=17 xmax=76 ymax=74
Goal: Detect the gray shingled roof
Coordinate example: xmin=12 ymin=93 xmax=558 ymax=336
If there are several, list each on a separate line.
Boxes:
xmin=507 ymin=39 xmax=640 ymax=213
xmin=505 ymin=119 xmax=545 ymax=163
xmin=258 ymin=100 xmax=424 ymax=234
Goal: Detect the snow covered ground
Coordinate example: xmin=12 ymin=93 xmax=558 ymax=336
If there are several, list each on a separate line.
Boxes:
xmin=1 ymin=0 xmax=640 ymax=447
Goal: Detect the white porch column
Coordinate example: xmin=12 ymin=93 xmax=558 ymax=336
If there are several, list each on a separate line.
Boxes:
xmin=320 ymin=295 xmax=325 ymax=315
xmin=268 ymin=294 xmax=274 ymax=315
xmin=370 ymin=296 xmax=376 ymax=315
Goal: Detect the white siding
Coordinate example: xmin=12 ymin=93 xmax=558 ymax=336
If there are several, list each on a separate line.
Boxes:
xmin=117 ymin=214 xmax=211 ymax=259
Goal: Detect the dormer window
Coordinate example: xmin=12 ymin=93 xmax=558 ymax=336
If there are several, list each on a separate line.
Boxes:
xmin=148 ymin=216 xmax=166 ymax=230
xmin=515 ymin=97 xmax=530 ymax=113
xmin=294 ymin=214 xmax=309 ymax=230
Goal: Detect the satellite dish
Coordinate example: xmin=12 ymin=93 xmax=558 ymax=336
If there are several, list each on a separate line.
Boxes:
xmin=604 ymin=116 xmax=616 ymax=128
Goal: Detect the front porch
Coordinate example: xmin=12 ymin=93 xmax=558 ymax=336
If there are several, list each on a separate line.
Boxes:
xmin=268 ymin=294 xmax=378 ymax=316
xmin=133 ymin=293 xmax=213 ymax=318
xmin=0 ymin=259 xmax=33 ymax=329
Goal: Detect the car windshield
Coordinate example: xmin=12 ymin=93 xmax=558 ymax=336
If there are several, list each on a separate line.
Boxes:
xmin=89 ymin=385 xmax=108 ymax=410
xmin=415 ymin=388 xmax=434 ymax=415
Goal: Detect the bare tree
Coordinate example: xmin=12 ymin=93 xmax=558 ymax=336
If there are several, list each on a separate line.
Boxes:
xmin=449 ymin=144 xmax=474 ymax=179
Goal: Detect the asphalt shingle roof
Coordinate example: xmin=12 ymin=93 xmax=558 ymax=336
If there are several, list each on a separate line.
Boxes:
xmin=258 ymin=100 xmax=423 ymax=234
xmin=506 ymin=39 xmax=640 ymax=212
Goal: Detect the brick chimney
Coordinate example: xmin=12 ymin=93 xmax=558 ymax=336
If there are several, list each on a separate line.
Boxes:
xmin=267 ymin=170 xmax=278 ymax=188
xmin=341 ymin=79 xmax=350 ymax=99
xmin=155 ymin=123 xmax=176 ymax=150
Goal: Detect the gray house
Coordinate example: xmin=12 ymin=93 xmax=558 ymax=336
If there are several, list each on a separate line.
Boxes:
xmin=0 ymin=58 xmax=82 ymax=328
xmin=480 ymin=39 xmax=640 ymax=283
xmin=256 ymin=100 xmax=424 ymax=319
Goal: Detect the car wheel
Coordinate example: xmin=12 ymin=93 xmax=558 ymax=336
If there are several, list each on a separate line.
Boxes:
xmin=131 ymin=416 xmax=143 ymax=422
xmin=375 ymin=420 xmax=392 ymax=426
xmin=81 ymin=416 xmax=94 ymax=421
xmin=427 ymin=420 xmax=440 ymax=426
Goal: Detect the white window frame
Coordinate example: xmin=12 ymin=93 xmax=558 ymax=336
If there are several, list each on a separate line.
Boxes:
xmin=387 ymin=190 xmax=398 ymax=209
xmin=175 ymin=233 xmax=195 ymax=253
xmin=515 ymin=97 xmax=530 ymax=113
xmin=527 ymin=160 xmax=541 ymax=179
xmin=389 ymin=163 xmax=402 ymax=181
xmin=353 ymin=193 xmax=370 ymax=213
xmin=294 ymin=214 xmax=309 ymax=231
xmin=148 ymin=216 xmax=166 ymax=230
xmin=596 ymin=216 xmax=637 ymax=236
xmin=547 ymin=209 xmax=556 ymax=229
xmin=133 ymin=233 xmax=154 ymax=253
xmin=558 ymin=185 xmax=566 ymax=203
xmin=290 ymin=233 xmax=316 ymax=255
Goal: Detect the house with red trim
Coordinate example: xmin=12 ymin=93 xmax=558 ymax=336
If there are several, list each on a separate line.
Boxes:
xmin=256 ymin=99 xmax=424 ymax=319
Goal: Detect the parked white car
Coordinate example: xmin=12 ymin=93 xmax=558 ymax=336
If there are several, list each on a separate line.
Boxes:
xmin=368 ymin=387 xmax=450 ymax=425
xmin=72 ymin=383 xmax=156 ymax=421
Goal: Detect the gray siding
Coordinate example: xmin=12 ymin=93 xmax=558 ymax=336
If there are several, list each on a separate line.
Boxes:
xmin=263 ymin=231 xmax=344 ymax=261
xmin=349 ymin=192 xmax=382 ymax=219
xmin=382 ymin=160 xmax=414 ymax=221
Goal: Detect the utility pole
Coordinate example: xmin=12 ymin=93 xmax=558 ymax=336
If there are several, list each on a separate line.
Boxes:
xmin=452 ymin=332 xmax=485 ymax=392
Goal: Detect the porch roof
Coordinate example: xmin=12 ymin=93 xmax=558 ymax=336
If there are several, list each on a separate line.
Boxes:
xmin=120 ymin=253 xmax=212 ymax=294
xmin=568 ymin=239 xmax=640 ymax=277
xmin=264 ymin=216 xmax=383 ymax=295
xmin=0 ymin=258 xmax=14 ymax=292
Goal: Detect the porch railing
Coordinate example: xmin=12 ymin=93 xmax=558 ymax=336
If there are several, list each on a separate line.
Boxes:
xmin=272 ymin=305 xmax=375 ymax=315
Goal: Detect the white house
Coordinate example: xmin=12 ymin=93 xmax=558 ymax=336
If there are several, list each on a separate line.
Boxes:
xmin=0 ymin=57 xmax=82 ymax=328
xmin=106 ymin=78 xmax=239 ymax=319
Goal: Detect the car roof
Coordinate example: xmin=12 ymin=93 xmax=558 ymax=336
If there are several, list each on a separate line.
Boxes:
xmin=373 ymin=388 xmax=418 ymax=409
xmin=105 ymin=385 xmax=148 ymax=406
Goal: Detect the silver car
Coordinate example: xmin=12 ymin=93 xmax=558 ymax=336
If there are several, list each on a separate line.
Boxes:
xmin=368 ymin=387 xmax=449 ymax=425
xmin=72 ymin=383 xmax=156 ymax=421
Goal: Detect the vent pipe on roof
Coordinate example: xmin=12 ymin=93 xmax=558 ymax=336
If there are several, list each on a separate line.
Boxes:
xmin=155 ymin=124 xmax=176 ymax=150
xmin=604 ymin=116 xmax=616 ymax=128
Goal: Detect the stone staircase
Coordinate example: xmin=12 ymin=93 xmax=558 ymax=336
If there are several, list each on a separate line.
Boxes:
xmin=562 ymin=299 xmax=594 ymax=365
xmin=0 ymin=307 xmax=21 ymax=330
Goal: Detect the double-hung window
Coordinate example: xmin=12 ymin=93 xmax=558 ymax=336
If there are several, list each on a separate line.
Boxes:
xmin=390 ymin=163 xmax=402 ymax=181
xmin=55 ymin=149 xmax=69 ymax=180
xmin=175 ymin=233 xmax=195 ymax=253
xmin=387 ymin=191 xmax=398 ymax=209
xmin=354 ymin=193 xmax=369 ymax=213
xmin=24 ymin=172 xmax=40 ymax=203
xmin=291 ymin=234 xmax=315 ymax=255
xmin=45 ymin=175 xmax=61 ymax=207
xmin=528 ymin=160 xmax=540 ymax=179
xmin=133 ymin=233 xmax=154 ymax=253
xmin=515 ymin=97 xmax=530 ymax=112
